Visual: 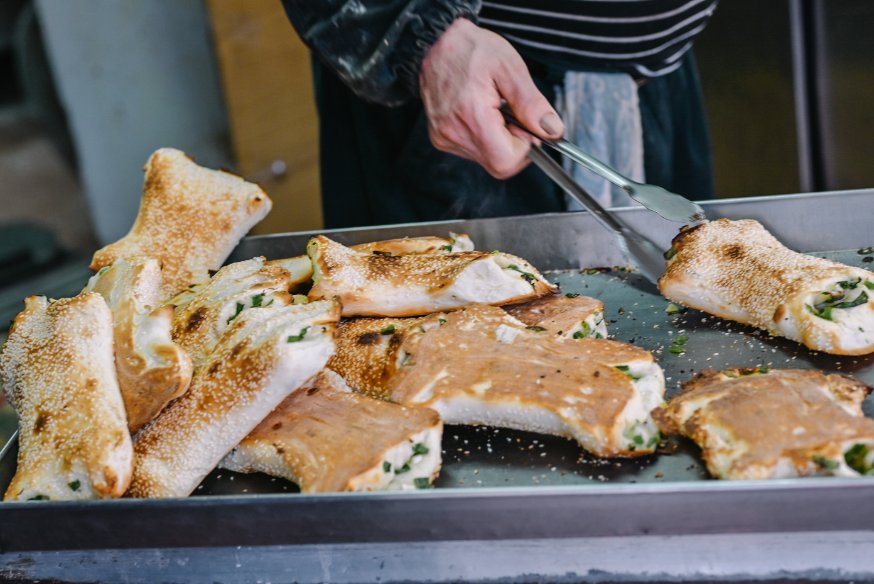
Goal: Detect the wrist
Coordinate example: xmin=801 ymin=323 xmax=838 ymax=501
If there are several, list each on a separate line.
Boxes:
xmin=394 ymin=1 xmax=481 ymax=99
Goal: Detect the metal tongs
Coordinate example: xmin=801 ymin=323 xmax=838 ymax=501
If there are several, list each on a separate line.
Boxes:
xmin=502 ymin=108 xmax=707 ymax=285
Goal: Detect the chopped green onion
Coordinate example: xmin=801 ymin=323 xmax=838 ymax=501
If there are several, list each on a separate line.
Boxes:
xmin=663 ymin=247 xmax=677 ymax=260
xmin=632 ymin=434 xmax=644 ymax=446
xmin=286 ymin=326 xmax=309 ymax=343
xmin=833 ymin=291 xmax=868 ymax=309
xmin=525 ymin=325 xmax=546 ymax=332
xmin=812 ymin=455 xmax=839 ymax=470
xmin=372 ymin=250 xmax=391 ymax=256
xmin=665 ymin=303 xmax=684 ymax=315
xmin=647 ymin=432 xmax=662 ymax=448
xmin=614 ymin=365 xmax=641 ymax=380
xmin=807 ymin=303 xmax=833 ymax=321
xmin=668 ymin=346 xmax=686 ymax=355
xmin=572 ymin=331 xmax=584 ymax=339
xmin=27 ymin=494 xmax=49 ymax=501
xmin=565 ymin=292 xmax=581 ymax=298
xmin=844 ymin=443 xmax=873 ymax=474
xmin=251 ymin=294 xmax=264 ymax=307
xmin=838 ymin=278 xmax=862 ymax=290
xmin=438 ymin=318 xmax=447 ymax=326
xmin=68 ymin=480 xmax=81 ymax=492
xmin=226 ymin=302 xmax=245 ymax=324
xmin=380 ymin=324 xmax=396 ymax=335
xmin=382 ymin=461 xmax=391 ymax=473
xmin=395 ymin=462 xmax=411 ymax=474
xmin=440 ymin=244 xmax=452 ymax=252
xmin=865 ymin=281 xmax=874 ymax=291
xmin=859 ymin=247 xmax=874 ymax=255
xmin=414 ymin=477 xmax=431 ymax=489
xmin=412 ymin=443 xmax=429 ymax=456
xmin=506 ymin=264 xmax=538 ymax=289
xmin=673 ymin=335 xmax=689 ymax=346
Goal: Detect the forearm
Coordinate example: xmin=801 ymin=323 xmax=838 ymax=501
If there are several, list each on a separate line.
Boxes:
xmin=281 ymin=0 xmax=480 ymax=106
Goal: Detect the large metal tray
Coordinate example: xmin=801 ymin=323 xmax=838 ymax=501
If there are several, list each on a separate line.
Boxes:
xmin=3 ymin=190 xmax=874 ymax=583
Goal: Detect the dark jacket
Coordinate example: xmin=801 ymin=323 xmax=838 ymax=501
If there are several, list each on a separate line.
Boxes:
xmin=281 ymin=0 xmax=481 ymax=106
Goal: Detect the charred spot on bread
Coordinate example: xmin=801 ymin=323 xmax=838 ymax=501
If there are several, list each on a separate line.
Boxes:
xmin=722 ymin=244 xmax=744 ymax=260
xmin=357 ymin=332 xmax=381 ymax=346
xmin=186 ymin=307 xmax=208 ymax=332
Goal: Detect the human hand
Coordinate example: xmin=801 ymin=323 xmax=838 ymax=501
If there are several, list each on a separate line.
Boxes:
xmin=419 ymin=18 xmax=564 ymax=179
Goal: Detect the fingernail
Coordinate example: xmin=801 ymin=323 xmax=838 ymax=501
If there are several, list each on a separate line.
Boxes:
xmin=539 ymin=112 xmax=563 ymax=137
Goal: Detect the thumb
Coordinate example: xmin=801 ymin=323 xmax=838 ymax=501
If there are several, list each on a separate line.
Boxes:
xmin=497 ymin=69 xmax=564 ymax=140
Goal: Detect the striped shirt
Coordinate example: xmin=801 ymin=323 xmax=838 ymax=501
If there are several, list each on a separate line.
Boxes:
xmin=479 ymin=0 xmax=719 ymax=77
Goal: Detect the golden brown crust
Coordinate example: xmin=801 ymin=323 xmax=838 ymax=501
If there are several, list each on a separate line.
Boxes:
xmin=129 ymin=299 xmax=341 ymax=498
xmin=226 ymin=371 xmax=441 ymax=492
xmin=659 ymin=218 xmax=874 ymax=354
xmin=91 ymin=148 xmax=272 ymax=300
xmin=266 ymin=234 xmax=474 ymax=293
xmin=308 ymin=236 xmax=554 ymax=317
xmin=655 ymin=367 xmax=874 ymax=479
xmin=328 ymin=316 xmax=423 ymax=400
xmin=330 ymin=304 xmax=662 ymax=457
xmin=505 ymin=294 xmax=604 ymax=337
xmin=171 ymin=257 xmax=294 ymax=370
xmin=2 ymin=294 xmax=132 ymax=500
xmin=86 ymin=258 xmax=193 ymax=432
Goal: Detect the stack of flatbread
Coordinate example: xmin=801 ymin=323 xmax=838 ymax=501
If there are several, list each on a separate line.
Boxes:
xmin=0 ymin=146 xmax=674 ymax=499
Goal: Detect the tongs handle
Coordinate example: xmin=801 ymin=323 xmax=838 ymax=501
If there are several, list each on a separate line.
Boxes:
xmin=502 ymin=106 xmax=707 ymax=224
xmin=526 ymin=145 xmax=666 ymax=286
xmin=502 ymin=107 xmax=634 ymax=192
xmin=526 ymin=146 xmax=623 ymax=236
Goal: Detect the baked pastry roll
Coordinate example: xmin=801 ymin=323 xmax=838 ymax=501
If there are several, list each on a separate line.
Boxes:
xmin=220 ymin=370 xmax=443 ymax=492
xmin=84 ymin=257 xmax=193 ymax=432
xmin=2 ymin=294 xmax=132 ymax=501
xmin=505 ymin=293 xmax=607 ymax=339
xmin=660 ymin=218 xmax=874 ymax=355
xmin=268 ymin=233 xmax=474 ymax=292
xmin=128 ymin=298 xmax=340 ymax=498
xmin=171 ymin=257 xmax=296 ymax=370
xmin=329 ymin=305 xmax=665 ymax=457
xmin=308 ymin=236 xmax=554 ymax=317
xmin=91 ymin=148 xmax=272 ymax=300
xmin=654 ymin=368 xmax=874 ymax=480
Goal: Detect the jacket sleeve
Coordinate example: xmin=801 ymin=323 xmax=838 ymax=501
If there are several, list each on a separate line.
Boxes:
xmin=281 ymin=0 xmax=481 ymax=107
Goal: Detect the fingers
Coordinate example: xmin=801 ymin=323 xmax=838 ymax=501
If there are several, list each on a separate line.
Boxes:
xmin=419 ymin=19 xmax=552 ymax=179
xmin=495 ymin=59 xmax=564 ymax=141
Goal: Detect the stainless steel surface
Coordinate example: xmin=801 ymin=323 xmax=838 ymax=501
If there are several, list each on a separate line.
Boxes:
xmin=3 ymin=190 xmax=874 ymax=581
xmin=4 ymin=531 xmax=874 ymax=583
xmin=528 ymin=145 xmax=665 ymax=285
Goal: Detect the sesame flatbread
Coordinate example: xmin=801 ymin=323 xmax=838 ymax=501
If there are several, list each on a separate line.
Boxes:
xmin=654 ymin=368 xmax=874 ymax=479
xmin=329 ymin=304 xmax=665 ymax=457
xmin=128 ymin=299 xmax=340 ymax=498
xmin=91 ymin=148 xmax=272 ymax=300
xmin=220 ymin=370 xmax=443 ymax=492
xmin=2 ymin=294 xmax=132 ymax=501
xmin=660 ymin=219 xmax=874 ymax=355
xmin=308 ymin=236 xmax=554 ymax=317
xmin=84 ymin=258 xmax=193 ymax=432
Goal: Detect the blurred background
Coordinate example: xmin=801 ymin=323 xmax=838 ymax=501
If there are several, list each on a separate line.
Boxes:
xmin=0 ymin=1 xmax=873 ymax=441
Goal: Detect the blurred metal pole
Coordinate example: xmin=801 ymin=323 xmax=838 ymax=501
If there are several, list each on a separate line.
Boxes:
xmin=789 ymin=0 xmax=825 ymax=192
